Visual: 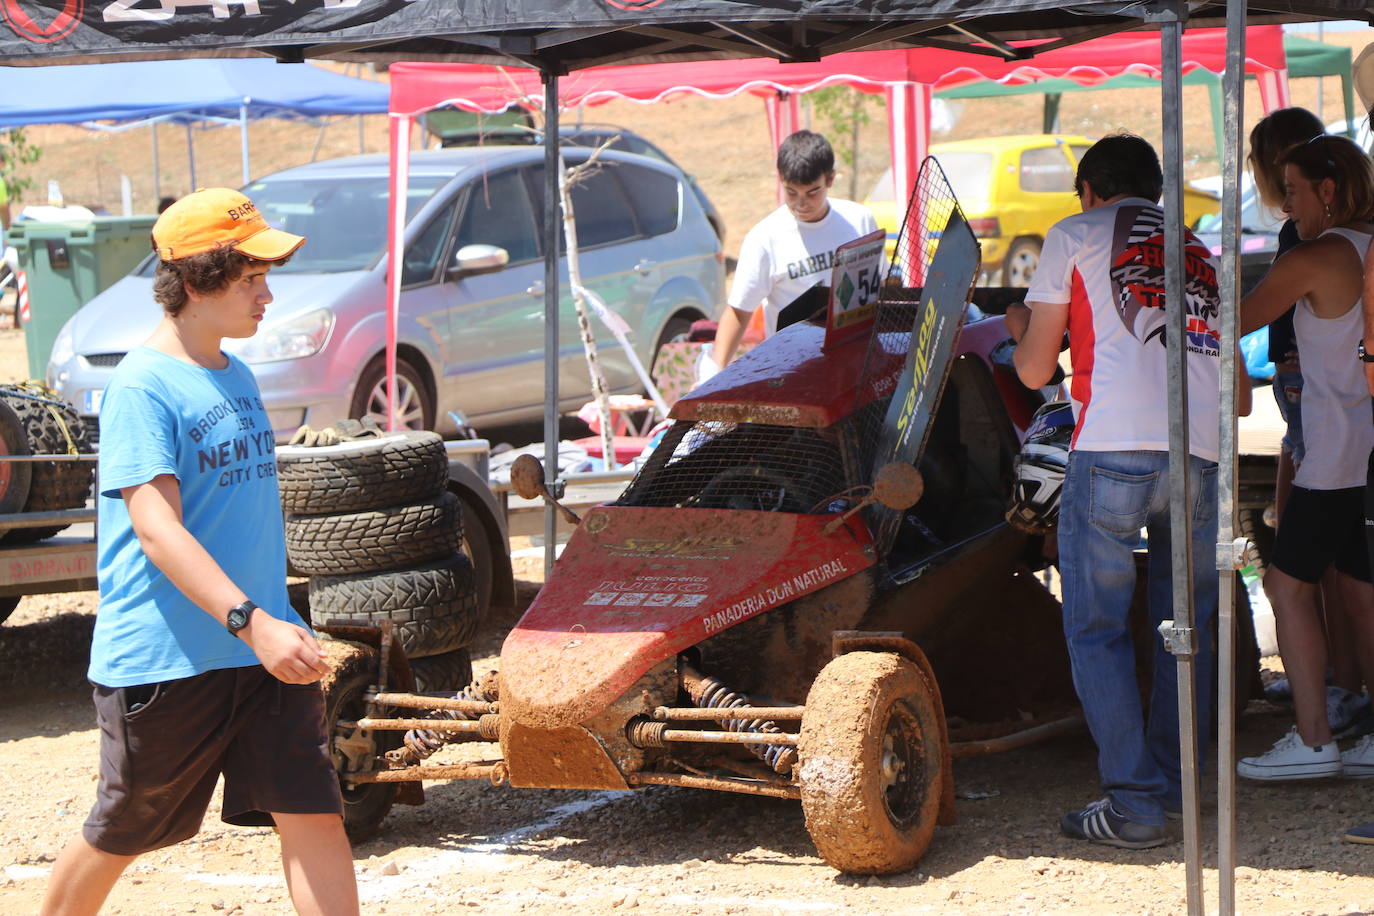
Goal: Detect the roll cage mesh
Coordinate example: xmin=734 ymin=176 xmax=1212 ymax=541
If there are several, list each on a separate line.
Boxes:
xmin=619 ymin=158 xmax=971 ymax=544
xmin=851 ymin=157 xmax=969 ymax=553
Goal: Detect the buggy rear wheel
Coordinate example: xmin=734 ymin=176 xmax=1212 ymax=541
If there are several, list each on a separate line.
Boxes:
xmin=797 ymin=651 xmax=943 ymax=875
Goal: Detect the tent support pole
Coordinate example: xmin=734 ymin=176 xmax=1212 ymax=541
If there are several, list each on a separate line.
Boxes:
xmin=384 ymin=114 xmax=412 ymax=433
xmin=1217 ymin=2 xmax=1247 ymax=913
xmin=542 ymin=70 xmax=561 ymax=576
xmin=151 ymin=123 xmax=160 ymax=205
xmin=185 ymin=123 xmax=196 ymax=192
xmin=240 ymin=103 xmax=250 ymax=185
xmin=1041 ymin=92 xmax=1061 ymax=133
xmin=1156 ymin=7 xmax=1204 ymax=914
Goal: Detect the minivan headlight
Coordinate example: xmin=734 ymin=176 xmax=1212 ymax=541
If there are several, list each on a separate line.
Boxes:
xmin=48 ymin=316 xmax=76 ymax=370
xmin=237 ymin=309 xmax=334 ymax=364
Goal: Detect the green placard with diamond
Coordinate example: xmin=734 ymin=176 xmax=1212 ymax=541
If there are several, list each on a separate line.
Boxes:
xmin=825 ymin=228 xmax=886 ymax=347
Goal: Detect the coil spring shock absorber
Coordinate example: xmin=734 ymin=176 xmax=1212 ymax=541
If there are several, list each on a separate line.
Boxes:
xmin=389 ymin=677 xmax=499 ymax=766
xmin=682 ymin=664 xmax=798 ymax=774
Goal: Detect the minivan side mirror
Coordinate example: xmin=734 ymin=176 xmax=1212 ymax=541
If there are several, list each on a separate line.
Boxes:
xmin=449 ymin=243 xmax=509 ymax=279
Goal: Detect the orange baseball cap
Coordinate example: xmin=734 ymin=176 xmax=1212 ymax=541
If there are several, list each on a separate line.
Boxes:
xmin=153 ymin=187 xmax=305 ymax=261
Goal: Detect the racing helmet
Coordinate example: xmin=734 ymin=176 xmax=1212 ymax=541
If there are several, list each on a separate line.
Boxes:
xmin=1006 ymin=401 xmax=1074 ymax=533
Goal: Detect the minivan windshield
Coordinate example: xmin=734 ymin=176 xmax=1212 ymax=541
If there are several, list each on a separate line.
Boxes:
xmin=137 ymin=175 xmax=447 ymax=276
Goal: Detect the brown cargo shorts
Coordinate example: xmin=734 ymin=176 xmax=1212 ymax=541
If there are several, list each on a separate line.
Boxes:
xmin=83 ymin=664 xmax=343 ymax=856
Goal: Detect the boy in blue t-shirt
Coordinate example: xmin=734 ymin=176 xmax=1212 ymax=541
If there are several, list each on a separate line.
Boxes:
xmin=41 ymin=189 xmax=359 ymax=916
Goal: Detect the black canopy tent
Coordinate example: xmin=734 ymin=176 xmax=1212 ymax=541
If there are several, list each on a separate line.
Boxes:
xmin=0 ymin=2 xmax=1356 ymax=913
xmin=0 ymin=1 xmax=1356 ymax=67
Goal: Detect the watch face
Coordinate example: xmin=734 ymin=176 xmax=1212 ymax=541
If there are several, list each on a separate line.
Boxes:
xmin=227 ymin=606 xmax=249 ymax=632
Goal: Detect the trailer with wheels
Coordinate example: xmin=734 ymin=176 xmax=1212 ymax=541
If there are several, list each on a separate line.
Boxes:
xmin=0 ymin=384 xmax=98 ymax=625
xmin=0 ymin=403 xmax=514 ymax=641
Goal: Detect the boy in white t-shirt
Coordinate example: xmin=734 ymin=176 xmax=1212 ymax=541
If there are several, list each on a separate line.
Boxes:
xmin=705 ymin=130 xmax=879 ymax=376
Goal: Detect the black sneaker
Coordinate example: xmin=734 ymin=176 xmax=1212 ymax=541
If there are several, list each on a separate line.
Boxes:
xmin=1060 ymin=798 xmax=1168 ymax=850
xmin=1344 ymin=822 xmax=1374 ymax=845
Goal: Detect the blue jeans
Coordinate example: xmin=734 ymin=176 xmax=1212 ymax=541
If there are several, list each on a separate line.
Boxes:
xmin=1272 ymin=372 xmax=1304 ymax=463
xmin=1058 ymin=450 xmax=1218 ymax=825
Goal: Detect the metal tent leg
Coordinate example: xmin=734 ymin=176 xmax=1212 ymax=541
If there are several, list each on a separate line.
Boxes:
xmin=542 ymin=71 xmax=561 ymax=576
xmin=1217 ymin=2 xmax=1248 ymax=913
xmin=1151 ymin=4 xmax=1204 ymax=913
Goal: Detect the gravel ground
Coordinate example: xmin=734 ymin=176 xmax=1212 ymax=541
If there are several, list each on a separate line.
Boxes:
xmin=4 ymin=579 xmax=1374 ymax=915
xmin=2 ymin=327 xmax=1372 ymax=913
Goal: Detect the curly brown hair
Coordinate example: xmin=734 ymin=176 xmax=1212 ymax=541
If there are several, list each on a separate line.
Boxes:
xmin=152 ymin=246 xmax=290 ymax=316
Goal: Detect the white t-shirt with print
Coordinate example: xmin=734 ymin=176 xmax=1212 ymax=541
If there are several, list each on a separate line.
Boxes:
xmin=1024 ymin=197 xmax=1222 ymax=462
xmin=728 ymin=198 xmax=879 ymax=335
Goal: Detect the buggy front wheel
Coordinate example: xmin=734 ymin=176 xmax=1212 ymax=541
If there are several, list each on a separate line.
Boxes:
xmin=322 ymin=640 xmax=401 ymax=842
xmin=797 ymin=651 xmax=944 ymax=875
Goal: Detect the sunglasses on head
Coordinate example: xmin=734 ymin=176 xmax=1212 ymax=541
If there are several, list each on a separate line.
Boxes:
xmin=1303 ymin=134 xmax=1338 ymax=174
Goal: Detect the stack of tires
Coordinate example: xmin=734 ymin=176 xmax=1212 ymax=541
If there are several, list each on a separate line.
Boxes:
xmin=278 ymin=430 xmax=482 ymax=691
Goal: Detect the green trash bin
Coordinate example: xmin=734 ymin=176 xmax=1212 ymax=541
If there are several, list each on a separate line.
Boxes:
xmin=6 ymin=216 xmax=156 ymax=381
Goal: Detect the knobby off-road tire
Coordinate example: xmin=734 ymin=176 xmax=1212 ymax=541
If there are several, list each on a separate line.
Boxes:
xmin=321 ymin=639 xmax=401 ymax=842
xmin=309 ymin=554 xmax=481 ymax=658
xmin=0 ymin=398 xmax=32 ymax=540
xmin=409 ymin=647 xmax=473 ymax=693
xmin=0 ymin=392 xmax=91 ymax=544
xmin=797 ymin=651 xmax=944 ymax=875
xmin=277 ymin=431 xmax=448 ymax=516
xmin=285 ymin=491 xmax=462 ymax=576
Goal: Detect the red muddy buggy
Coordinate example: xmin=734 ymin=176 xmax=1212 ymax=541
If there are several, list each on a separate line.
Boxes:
xmin=318 ymin=171 xmax=1090 ymax=875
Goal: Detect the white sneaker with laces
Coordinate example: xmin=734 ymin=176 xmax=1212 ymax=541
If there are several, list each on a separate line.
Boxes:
xmin=1237 ymin=727 xmax=1342 ymax=781
xmin=1342 ymin=735 xmax=1374 ymax=778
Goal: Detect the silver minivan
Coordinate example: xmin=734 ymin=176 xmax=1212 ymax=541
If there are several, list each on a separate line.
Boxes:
xmin=47 ymin=146 xmax=724 ymax=441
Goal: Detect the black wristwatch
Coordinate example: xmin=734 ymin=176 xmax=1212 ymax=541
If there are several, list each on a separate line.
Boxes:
xmin=226 ymin=600 xmax=258 ymax=638
xmin=1360 ymin=340 xmax=1374 ymax=364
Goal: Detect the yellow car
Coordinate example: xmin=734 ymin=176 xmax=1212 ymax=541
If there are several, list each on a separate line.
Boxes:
xmin=865 ymin=134 xmax=1221 ymax=287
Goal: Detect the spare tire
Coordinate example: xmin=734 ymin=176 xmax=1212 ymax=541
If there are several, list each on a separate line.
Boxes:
xmin=0 ymin=389 xmax=92 ymax=544
xmin=309 ymin=554 xmax=481 ymax=658
xmin=0 ymin=398 xmax=32 ymax=540
xmin=285 ymin=491 xmax=462 ymax=576
xmin=276 ymin=431 xmax=448 ymax=516
xmin=408 ymin=647 xmax=473 ymax=694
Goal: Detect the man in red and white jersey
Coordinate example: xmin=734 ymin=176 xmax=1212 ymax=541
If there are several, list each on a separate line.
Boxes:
xmin=1007 ymin=133 xmax=1248 ymax=850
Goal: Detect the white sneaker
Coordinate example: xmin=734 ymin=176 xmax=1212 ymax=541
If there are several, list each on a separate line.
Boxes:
xmin=1342 ymin=735 xmax=1374 ymax=778
xmin=1237 ymin=727 xmax=1342 ymax=781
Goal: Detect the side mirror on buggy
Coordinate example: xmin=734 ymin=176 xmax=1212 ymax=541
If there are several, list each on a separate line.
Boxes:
xmin=822 ymin=462 xmax=924 ymax=535
xmin=509 ymin=453 xmax=581 ymax=525
xmin=448 ymin=243 xmax=509 ymax=279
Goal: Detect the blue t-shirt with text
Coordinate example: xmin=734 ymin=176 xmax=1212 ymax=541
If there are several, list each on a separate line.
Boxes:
xmin=89 ymin=346 xmax=300 ymax=687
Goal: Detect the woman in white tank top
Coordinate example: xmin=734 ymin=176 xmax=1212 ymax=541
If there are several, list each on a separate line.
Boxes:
xmin=1238 ymin=134 xmax=1374 ymax=778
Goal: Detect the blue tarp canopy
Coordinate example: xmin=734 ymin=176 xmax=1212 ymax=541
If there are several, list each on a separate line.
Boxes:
xmin=0 ymin=58 xmax=389 ymax=191
xmin=0 ymin=58 xmax=388 ymax=128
